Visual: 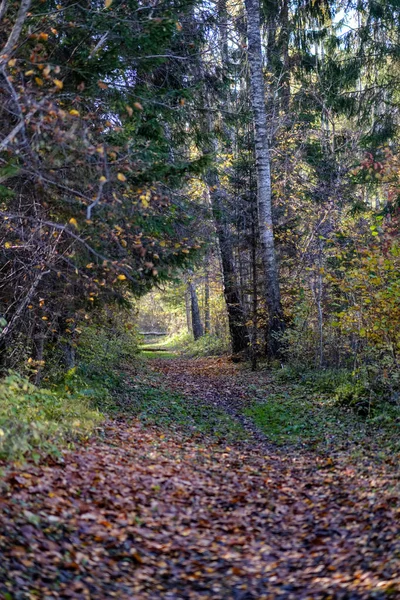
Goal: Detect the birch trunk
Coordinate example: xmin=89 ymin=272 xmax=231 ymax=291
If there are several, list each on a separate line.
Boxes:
xmin=245 ymin=0 xmax=285 ymax=357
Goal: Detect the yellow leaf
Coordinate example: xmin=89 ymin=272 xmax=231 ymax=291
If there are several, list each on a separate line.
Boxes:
xmin=43 ymin=65 xmax=51 ymax=77
xmin=25 ymin=70 xmax=35 ymax=76
xmin=117 ymin=274 xmax=126 ymax=280
xmin=134 ymin=102 xmax=143 ymax=111
xmin=35 ymin=77 xmax=44 ymax=86
xmin=105 ymin=0 xmax=113 ymax=7
xmin=141 ymin=198 xmax=149 ymax=208
xmin=99 ymin=175 xmax=107 ymax=182
xmin=181 ymin=249 xmax=190 ymax=254
xmin=39 ymin=33 xmax=49 ymax=41
xmin=42 ymin=316 xmax=48 ymax=321
xmin=69 ymin=217 xmax=78 ymax=228
xmin=4 ymin=241 xmax=12 ymax=249
xmin=69 ymin=109 xmax=80 ymax=116
xmin=117 ymin=173 xmax=126 ymax=182
xmin=159 ymin=241 xmax=166 ymax=247
xmin=8 ymin=59 xmax=17 ymax=67
xmin=53 ymin=78 xmax=63 ymax=89
xmin=125 ymin=105 xmax=133 ymax=117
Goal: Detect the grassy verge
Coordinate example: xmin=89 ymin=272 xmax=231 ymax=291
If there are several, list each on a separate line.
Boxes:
xmin=140 ymin=349 xmax=177 ymax=360
xmin=244 ymin=366 xmax=400 ymax=452
xmin=139 ymin=331 xmax=230 ymax=359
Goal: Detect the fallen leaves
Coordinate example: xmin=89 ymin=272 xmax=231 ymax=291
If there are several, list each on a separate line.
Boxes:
xmin=0 ymin=359 xmax=399 ymax=599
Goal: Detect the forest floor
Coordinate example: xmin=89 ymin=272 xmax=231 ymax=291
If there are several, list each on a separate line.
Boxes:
xmin=1 ymin=356 xmax=400 ymax=599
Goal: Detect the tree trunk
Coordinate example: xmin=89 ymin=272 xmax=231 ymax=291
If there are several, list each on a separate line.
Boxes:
xmin=204 ymin=262 xmax=211 ymax=335
xmin=251 ymin=209 xmax=258 ymax=371
xmin=245 ymin=0 xmax=285 ymax=358
xmin=196 ymin=0 xmax=249 ymax=355
xmin=189 ymin=281 xmax=204 ymax=341
xmin=185 ymin=289 xmax=192 ymax=334
xmin=208 ymin=185 xmax=249 ymax=353
xmin=279 ymin=0 xmax=290 ymax=114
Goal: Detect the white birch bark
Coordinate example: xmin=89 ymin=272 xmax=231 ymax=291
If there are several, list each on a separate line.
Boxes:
xmin=244 ymin=0 xmax=285 ymax=356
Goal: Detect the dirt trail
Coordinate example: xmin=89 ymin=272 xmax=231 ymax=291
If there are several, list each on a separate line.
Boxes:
xmin=152 ymin=357 xmax=275 ymax=447
xmin=0 ymin=357 xmax=399 ymax=599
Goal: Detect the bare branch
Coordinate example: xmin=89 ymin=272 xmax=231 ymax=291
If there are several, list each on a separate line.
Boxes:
xmin=0 ymin=269 xmax=49 ymax=341
xmin=0 ymin=120 xmax=24 ymax=153
xmin=0 ymin=0 xmax=32 ymax=63
xmin=0 ymin=0 xmax=8 ymax=22
xmin=0 ymin=212 xmax=135 ymax=282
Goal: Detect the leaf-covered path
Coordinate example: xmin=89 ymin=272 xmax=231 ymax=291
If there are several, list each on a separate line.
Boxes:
xmin=1 ymin=358 xmax=400 ymax=599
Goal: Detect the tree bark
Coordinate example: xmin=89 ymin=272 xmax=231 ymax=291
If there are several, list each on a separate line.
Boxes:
xmin=188 ymin=281 xmax=204 ymax=340
xmin=208 ymin=184 xmax=249 ymax=353
xmin=185 ymin=289 xmax=192 ymax=333
xmin=245 ymin=0 xmax=285 ymax=357
xmin=204 ymin=261 xmax=211 ymax=335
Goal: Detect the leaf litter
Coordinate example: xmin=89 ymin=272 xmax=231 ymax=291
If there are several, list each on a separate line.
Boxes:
xmin=0 ymin=357 xmax=399 ymax=599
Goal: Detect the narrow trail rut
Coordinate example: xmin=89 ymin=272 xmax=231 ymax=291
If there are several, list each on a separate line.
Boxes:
xmin=0 ymin=357 xmax=399 ymax=599
xmin=152 ymin=357 xmax=274 ymax=448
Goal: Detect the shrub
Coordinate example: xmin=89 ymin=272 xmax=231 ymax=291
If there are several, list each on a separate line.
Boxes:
xmin=334 ymin=381 xmax=372 ymax=416
xmin=0 ymin=372 xmax=103 ymax=460
xmin=180 ymin=333 xmax=230 ymax=357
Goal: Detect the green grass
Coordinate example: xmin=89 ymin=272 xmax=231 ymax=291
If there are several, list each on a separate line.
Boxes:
xmin=244 ymin=374 xmax=400 ymax=451
xmin=245 ymin=389 xmax=356 ymax=447
xmin=139 ymin=331 xmax=230 ymax=359
xmin=140 ymin=349 xmax=177 ymax=360
xmin=109 ymin=370 xmax=246 ymax=441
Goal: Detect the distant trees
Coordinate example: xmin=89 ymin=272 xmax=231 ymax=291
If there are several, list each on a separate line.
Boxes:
xmin=1 ymin=0 xmax=400 ymax=379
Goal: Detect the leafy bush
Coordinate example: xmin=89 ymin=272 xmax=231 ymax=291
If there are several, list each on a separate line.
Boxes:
xmin=275 ymin=366 xmax=350 ymax=393
xmin=180 ymin=333 xmax=230 ymax=357
xmin=334 ymin=381 xmax=371 ymax=416
xmin=76 ymin=312 xmax=139 ymax=378
xmin=0 ymin=372 xmax=103 ymax=460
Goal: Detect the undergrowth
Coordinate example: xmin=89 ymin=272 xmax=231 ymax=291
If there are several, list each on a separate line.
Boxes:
xmin=0 ymin=372 xmax=103 ymax=461
xmin=245 ymin=365 xmax=400 ymax=451
xmin=139 ymin=331 xmax=230 ymax=358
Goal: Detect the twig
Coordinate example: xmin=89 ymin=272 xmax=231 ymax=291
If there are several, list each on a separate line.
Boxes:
xmin=0 ymin=0 xmax=32 ymax=63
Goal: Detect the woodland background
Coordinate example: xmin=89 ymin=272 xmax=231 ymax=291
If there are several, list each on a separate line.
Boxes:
xmin=1 ymin=0 xmax=400 ymax=457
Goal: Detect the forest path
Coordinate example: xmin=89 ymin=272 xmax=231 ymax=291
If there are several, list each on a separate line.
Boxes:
xmin=150 ymin=356 xmax=274 ymax=447
xmin=1 ymin=357 xmax=400 ymax=599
